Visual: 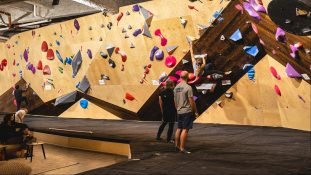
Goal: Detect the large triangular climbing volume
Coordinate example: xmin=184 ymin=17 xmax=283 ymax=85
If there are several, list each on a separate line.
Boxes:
xmin=285 ymin=63 xmax=302 ymax=78
xmin=196 ymin=24 xmax=208 ymax=36
xmin=54 ymin=91 xmax=77 ymax=106
xmin=106 ymin=44 xmax=115 ymax=57
xmin=78 ymin=76 xmax=90 ymax=93
xmin=142 ymin=21 xmax=152 ymax=39
xmin=186 ymin=35 xmax=198 ymax=46
xmin=72 ymin=50 xmax=82 ymax=76
xmin=139 ymin=5 xmax=153 ymax=21
xmin=165 ymin=45 xmax=178 ymax=55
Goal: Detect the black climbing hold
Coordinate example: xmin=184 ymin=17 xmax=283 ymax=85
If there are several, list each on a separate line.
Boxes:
xmin=100 ymin=51 xmax=108 ymax=59
xmin=109 ymin=59 xmax=116 ymax=68
xmin=101 ymin=74 xmax=110 ymax=80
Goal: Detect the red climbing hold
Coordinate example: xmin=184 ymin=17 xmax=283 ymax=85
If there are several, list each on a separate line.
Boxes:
xmin=115 ymin=47 xmax=127 ymax=62
xmin=43 ymin=65 xmax=51 ymax=75
xmin=6 ymin=44 xmax=10 ymax=49
xmin=144 ymin=68 xmax=150 ymax=74
xmin=251 ymin=23 xmax=258 ymax=34
xmin=37 ymin=60 xmax=43 ymax=70
xmin=274 ymin=85 xmax=281 ymax=96
xmin=188 ymin=73 xmax=196 ymax=80
xmin=147 ymin=64 xmax=152 ymax=68
xmin=117 ymin=12 xmax=123 ymax=26
xmin=125 ymin=93 xmax=137 ymax=101
xmin=13 ymin=59 xmax=15 ymax=66
xmin=41 ymin=41 xmax=48 ymax=52
xmin=47 ymin=49 xmax=54 ymax=60
xmin=1 ymin=59 xmax=7 ymax=67
xmin=188 ymin=77 xmax=201 ymax=84
xmin=188 ymin=5 xmax=199 ymax=11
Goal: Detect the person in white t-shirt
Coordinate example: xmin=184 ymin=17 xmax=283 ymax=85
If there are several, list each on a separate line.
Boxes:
xmin=15 ymin=108 xmax=28 ymax=124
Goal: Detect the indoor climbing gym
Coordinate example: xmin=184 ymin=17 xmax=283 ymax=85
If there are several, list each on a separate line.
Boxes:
xmin=0 ymin=0 xmax=310 ymax=174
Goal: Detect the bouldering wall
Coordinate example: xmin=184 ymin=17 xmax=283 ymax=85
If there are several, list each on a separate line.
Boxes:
xmin=195 ymin=55 xmax=310 ymax=131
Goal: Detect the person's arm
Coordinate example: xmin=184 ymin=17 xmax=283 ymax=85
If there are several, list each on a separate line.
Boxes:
xmin=159 ymin=96 xmax=163 ymax=114
xmin=190 ymin=42 xmax=196 ymax=63
xmin=17 ymin=113 xmax=23 ymax=123
xmin=174 ymin=99 xmax=178 ymax=110
xmin=201 ymin=55 xmax=207 ymax=67
xmin=189 ymin=97 xmax=199 ymax=118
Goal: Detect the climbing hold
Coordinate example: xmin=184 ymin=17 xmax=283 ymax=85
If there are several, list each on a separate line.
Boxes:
xmin=87 ymin=49 xmax=92 ymax=59
xmin=235 ymin=4 xmax=244 ymax=14
xmin=47 ymin=49 xmax=55 ymax=60
xmin=38 ymin=34 xmax=41 ymax=37
xmin=49 ymin=43 xmax=52 ymax=46
xmin=142 ymin=21 xmax=152 ymax=38
xmin=43 ymin=65 xmax=51 ymax=75
xmin=147 ymin=64 xmax=151 ymax=68
xmin=159 ymin=73 xmax=167 ymax=83
xmin=144 ymin=68 xmax=150 ymax=74
xmin=15 ymin=41 xmax=18 ymax=45
xmin=27 ymin=47 xmax=29 ymax=54
xmin=188 ymin=5 xmax=199 ymax=11
xmin=53 ymin=32 xmax=56 ymax=35
xmin=155 ymin=50 xmax=164 ymax=60
xmin=188 ymin=73 xmax=196 ymax=80
xmin=17 ymin=63 xmax=19 ymax=66
xmin=150 ymin=46 xmax=159 ymax=61
xmin=12 ymin=73 xmax=16 ymax=77
xmin=225 ymin=92 xmax=234 ymax=99
xmin=285 ymin=19 xmax=291 ymax=24
xmin=13 ymin=59 xmax=15 ymax=66
xmin=220 ymin=35 xmax=225 ymax=40
xmin=168 ymin=76 xmax=178 ymax=82
xmin=296 ymin=8 xmax=308 ymax=16
xmin=196 ymin=24 xmax=208 ymax=36
xmin=56 ymin=40 xmax=60 ymax=46
xmin=31 ymin=67 xmax=36 ymax=74
xmin=103 ymin=11 xmax=107 ymax=17
xmin=188 ymin=77 xmax=201 ymax=84
xmin=101 ymin=24 xmax=104 ymax=28
xmin=56 ymin=50 xmax=63 ymax=63
xmin=41 ymin=41 xmax=48 ymax=52
xmin=109 ymin=22 xmax=112 ymax=26
xmin=247 ymin=69 xmax=255 ymax=81
xmin=115 ymin=47 xmax=127 ymax=62
xmin=60 ymin=35 xmax=63 ymax=38
xmin=125 ymin=93 xmax=137 ymax=101
xmin=179 ymin=16 xmax=187 ymax=28
xmin=285 ymin=63 xmax=302 ymax=78
xmin=306 ymin=49 xmax=311 ymax=55
xmin=100 ymin=51 xmax=108 ymax=58
xmin=107 ymin=24 xmax=111 ymax=30
xmin=298 ymin=95 xmax=305 ymax=103
xmin=270 ymin=66 xmax=283 ymax=81
xmin=121 ymin=64 xmax=124 ymax=71
xmin=130 ymin=43 xmax=135 ymax=48
xmin=88 ymin=26 xmax=92 ymax=30
xmin=128 ymin=25 xmax=132 ymax=29
xmin=290 ymin=45 xmax=299 ymax=59
xmin=25 ymin=62 xmax=31 ymax=70
xmin=243 ymin=46 xmax=259 ymax=57
xmin=229 ymin=29 xmax=242 ymax=41
xmin=78 ymin=76 xmax=90 ymax=93
xmin=37 ymin=61 xmax=42 ymax=70
xmin=72 ymin=50 xmax=82 ymax=77
xmin=276 ymin=28 xmax=286 ymax=43
xmin=80 ymin=100 xmax=88 ymax=109
xmin=155 ymin=29 xmax=167 ymax=46
xmin=216 ymin=101 xmax=223 ymax=108
xmin=143 ymin=65 xmax=147 ymax=69
xmin=99 ymin=37 xmax=102 ymax=41
xmin=251 ymin=23 xmax=258 ymax=34
xmin=122 ymin=28 xmax=127 ymax=33
xmin=294 ymin=42 xmax=303 ymax=48
xmin=132 ymin=4 xmax=139 ymax=11
xmin=182 ymin=59 xmax=189 ymax=64
xmin=218 ymin=17 xmax=224 ymax=22
xmin=74 ymin=19 xmax=80 ymax=33
xmin=243 ymin=64 xmax=254 ymax=72
xmin=117 ymin=12 xmax=123 ymax=26
xmin=125 ymin=33 xmax=129 ymax=38
xmin=108 ymin=59 xmax=116 ymax=68
xmin=186 ymin=35 xmax=198 ymax=46
xmin=274 ymin=85 xmax=282 ymax=96
xmin=13 ymin=53 xmax=15 ymax=55
xmin=20 ymin=54 xmax=22 ymax=60
xmin=1 ymin=59 xmax=7 ymax=67
xmin=243 ymin=2 xmax=261 ymax=20
xmin=165 ymin=45 xmax=178 ymax=55
xmin=6 ymin=44 xmax=10 ymax=49
xmin=165 ymin=56 xmax=177 ymax=68
xmin=106 ymin=44 xmax=115 ymax=57
xmin=249 ymin=0 xmax=266 ymax=13
xmin=23 ymin=49 xmax=28 ymax=62
xmin=101 ymin=74 xmax=110 ymax=80
xmin=260 ymin=39 xmax=265 ymax=45
xmin=126 ymin=11 xmax=130 ymax=15
xmin=133 ymin=29 xmax=142 ymax=36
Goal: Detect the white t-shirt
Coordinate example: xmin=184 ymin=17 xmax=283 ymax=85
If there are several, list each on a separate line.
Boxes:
xmin=15 ymin=110 xmax=26 ymax=123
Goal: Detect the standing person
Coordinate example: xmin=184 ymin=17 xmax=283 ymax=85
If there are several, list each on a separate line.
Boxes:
xmin=174 ymin=71 xmax=199 ymax=154
xmin=190 ymin=41 xmax=231 ymax=77
xmin=14 ymin=84 xmax=29 ymax=111
xmin=15 ymin=108 xmax=28 ymax=124
xmin=157 ymin=79 xmax=177 ymax=143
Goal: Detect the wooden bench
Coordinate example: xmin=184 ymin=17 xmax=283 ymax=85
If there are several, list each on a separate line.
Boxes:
xmin=0 ymin=143 xmax=21 ymax=161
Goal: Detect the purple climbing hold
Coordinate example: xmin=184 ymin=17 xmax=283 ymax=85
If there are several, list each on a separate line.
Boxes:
xmin=155 ymin=50 xmax=164 ymax=60
xmin=133 ymin=29 xmax=142 ymax=37
xmin=74 ymin=19 xmax=80 ymax=33
xmin=31 ymin=66 xmax=36 ymax=74
xmin=87 ymin=49 xmax=92 ymax=59
xmin=290 ymin=45 xmax=299 ymax=59
xmin=243 ymin=2 xmax=261 ymax=21
xmin=249 ymin=0 xmax=266 ymax=13
xmin=275 ymin=28 xmax=286 ymax=43
xmin=28 ymin=63 xmax=33 ymax=70
xmin=132 ymin=4 xmax=139 ymax=12
xmin=149 ymin=46 xmax=159 ymax=61
xmin=23 ymin=49 xmax=28 ymax=62
xmin=285 ymin=63 xmax=302 ymax=78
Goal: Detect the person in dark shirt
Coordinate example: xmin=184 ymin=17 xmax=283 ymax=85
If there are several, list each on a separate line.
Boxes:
xmin=157 ymin=79 xmax=177 ymax=143
xmin=14 ymin=84 xmax=29 ymax=111
xmin=0 ymin=114 xmax=30 ymax=157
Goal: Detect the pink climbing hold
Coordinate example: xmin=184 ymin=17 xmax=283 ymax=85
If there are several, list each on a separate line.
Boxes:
xmin=249 ymin=0 xmax=266 ymax=13
xmin=290 ymin=45 xmax=299 ymax=59
xmin=251 ymin=23 xmax=258 ymax=34
xmin=260 ymin=39 xmax=265 ymax=45
xmin=165 ymin=56 xmax=177 ymax=68
xmin=276 ymin=28 xmax=286 ymax=43
xmin=43 ymin=65 xmax=51 ymax=75
xmin=175 ymin=70 xmax=182 ymax=76
xmin=274 ymin=85 xmax=282 ymax=96
xmin=168 ymin=76 xmax=178 ymax=82
xmin=177 ymin=78 xmax=182 ymax=84
xmin=12 ymin=73 xmax=16 ymax=77
xmin=243 ymin=2 xmax=261 ymax=21
xmin=235 ymin=4 xmax=244 ymax=14
xmin=14 ymin=100 xmax=17 ymax=106
xmin=273 ymin=50 xmax=276 ymax=54
xmin=154 ymin=29 xmax=168 ymax=46
xmin=270 ymin=66 xmax=283 ymax=81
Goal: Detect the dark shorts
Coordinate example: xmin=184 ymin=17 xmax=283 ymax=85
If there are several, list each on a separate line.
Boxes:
xmin=177 ymin=112 xmax=193 ymax=129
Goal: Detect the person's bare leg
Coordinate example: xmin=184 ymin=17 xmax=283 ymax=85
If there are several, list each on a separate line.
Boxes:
xmin=180 ymin=129 xmax=189 ymax=151
xmin=20 ymin=149 xmax=25 ymax=158
xmin=175 ymin=129 xmax=182 ymax=148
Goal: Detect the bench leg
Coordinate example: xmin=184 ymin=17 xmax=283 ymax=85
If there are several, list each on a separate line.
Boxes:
xmin=25 ymin=145 xmax=29 ymax=160
xmin=41 ymin=144 xmax=46 ymax=159
xmin=30 ymin=145 xmax=33 ymax=162
xmin=4 ymin=148 xmax=7 ymax=161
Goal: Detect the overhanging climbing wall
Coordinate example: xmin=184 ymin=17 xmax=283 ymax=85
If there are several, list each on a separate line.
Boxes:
xmin=0 ymin=0 xmax=310 ymax=131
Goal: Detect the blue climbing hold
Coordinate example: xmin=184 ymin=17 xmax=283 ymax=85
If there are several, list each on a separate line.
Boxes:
xmin=20 ymin=54 xmax=22 ymax=60
xmin=56 ymin=50 xmax=63 ymax=63
xmin=76 ymin=81 xmax=80 ymax=88
xmin=60 ymin=35 xmax=63 ymax=38
xmin=243 ymin=64 xmax=254 ymax=73
xmin=19 ymin=70 xmax=22 ymax=73
xmin=229 ymin=29 xmax=242 ymax=41
xmin=15 ymin=41 xmax=18 ymax=45
xmin=243 ymin=46 xmax=259 ymax=57
xmin=66 ymin=57 xmax=72 ymax=65
xmin=56 ymin=40 xmax=60 ymax=46
xmin=17 ymin=63 xmax=19 ymax=66
xmin=80 ymin=99 xmax=88 ymax=109
xmin=20 ymin=75 xmax=23 ymax=79
xmin=247 ymin=69 xmax=255 ymax=81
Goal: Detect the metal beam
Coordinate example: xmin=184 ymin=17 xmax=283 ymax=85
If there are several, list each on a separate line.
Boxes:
xmin=24 ymin=0 xmax=54 ymax=10
xmin=6 ymin=2 xmax=34 ymax=12
xmin=0 ymin=0 xmax=27 ymax=5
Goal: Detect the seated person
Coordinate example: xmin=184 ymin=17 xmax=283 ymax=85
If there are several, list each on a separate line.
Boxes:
xmin=190 ymin=41 xmax=231 ymax=77
xmin=15 ymin=108 xmax=28 ymax=124
xmin=0 ymin=114 xmax=30 ymax=158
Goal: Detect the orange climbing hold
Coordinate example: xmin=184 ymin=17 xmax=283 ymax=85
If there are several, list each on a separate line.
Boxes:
xmin=125 ymin=93 xmax=137 ymax=101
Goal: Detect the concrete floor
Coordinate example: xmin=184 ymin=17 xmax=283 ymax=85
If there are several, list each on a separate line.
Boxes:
xmin=6 ymin=144 xmax=128 ymax=175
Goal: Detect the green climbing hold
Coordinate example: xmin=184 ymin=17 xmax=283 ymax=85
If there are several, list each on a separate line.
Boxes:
xmin=47 ymin=78 xmax=53 ymax=81
xmin=58 ymin=66 xmax=63 ymax=70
